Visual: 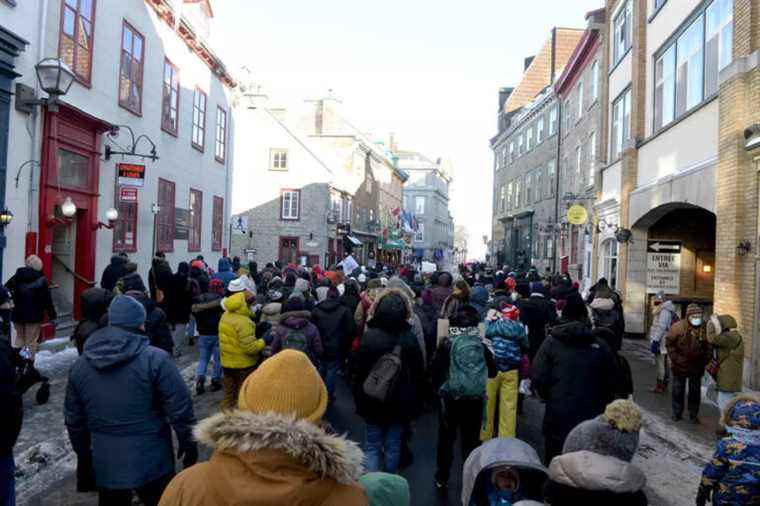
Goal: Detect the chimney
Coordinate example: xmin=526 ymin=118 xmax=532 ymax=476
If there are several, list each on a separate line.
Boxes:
xmin=523 ymin=56 xmax=535 ymax=71
xmin=498 ymin=87 xmax=514 ymax=111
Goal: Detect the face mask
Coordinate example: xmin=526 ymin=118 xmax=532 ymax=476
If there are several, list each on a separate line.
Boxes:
xmin=510 ymin=292 xmax=519 ymax=302
xmin=690 ymin=317 xmax=702 ymax=327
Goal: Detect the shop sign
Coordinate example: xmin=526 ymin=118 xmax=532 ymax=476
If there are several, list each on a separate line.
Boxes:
xmin=646 ymin=241 xmax=682 ymax=294
xmin=119 ymin=187 xmax=138 ymax=202
xmin=567 ymin=205 xmax=588 ymax=225
xmin=117 ymin=163 xmax=145 ymax=187
xmin=174 ymin=208 xmax=190 ymax=240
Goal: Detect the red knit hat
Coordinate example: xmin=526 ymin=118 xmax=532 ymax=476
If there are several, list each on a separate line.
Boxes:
xmin=506 ymin=277 xmax=517 ymax=290
xmin=500 ymin=304 xmax=520 ymax=321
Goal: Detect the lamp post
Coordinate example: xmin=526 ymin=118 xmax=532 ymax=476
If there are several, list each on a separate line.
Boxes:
xmin=15 ymin=58 xmax=76 ymax=114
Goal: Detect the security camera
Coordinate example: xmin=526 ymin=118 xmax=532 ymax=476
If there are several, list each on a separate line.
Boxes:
xmin=744 ymin=124 xmax=760 ymax=151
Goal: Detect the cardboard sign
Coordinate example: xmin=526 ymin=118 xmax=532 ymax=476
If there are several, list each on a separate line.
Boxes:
xmin=646 ymin=241 xmax=682 ymax=294
xmin=119 ymin=187 xmax=138 ymax=202
xmin=117 ymin=163 xmax=146 ymax=187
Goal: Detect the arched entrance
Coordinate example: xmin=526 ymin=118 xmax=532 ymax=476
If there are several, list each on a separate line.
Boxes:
xmin=624 ymin=203 xmax=716 ymax=335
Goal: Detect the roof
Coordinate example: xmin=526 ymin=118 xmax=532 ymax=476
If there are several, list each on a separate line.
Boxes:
xmin=554 ymin=9 xmax=606 ymax=96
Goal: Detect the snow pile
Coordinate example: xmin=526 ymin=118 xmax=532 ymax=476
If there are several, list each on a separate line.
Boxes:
xmin=34 ymin=347 xmax=79 ymax=376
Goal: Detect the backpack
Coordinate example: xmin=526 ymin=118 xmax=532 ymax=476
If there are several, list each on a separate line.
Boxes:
xmin=485 ymin=319 xmax=525 ymax=371
xmin=444 ymin=328 xmax=487 ymax=399
xmin=282 ymin=327 xmax=309 ymax=353
xmin=363 ymin=345 xmax=403 ymax=402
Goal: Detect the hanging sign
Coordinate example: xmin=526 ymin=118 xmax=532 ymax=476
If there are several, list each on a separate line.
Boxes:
xmin=119 ymin=187 xmax=138 ymax=202
xmin=567 ymin=205 xmax=588 ymax=225
xmin=117 ymin=163 xmax=146 ymax=187
xmin=231 ymin=215 xmax=249 ymax=235
xmin=646 ymin=241 xmax=682 ymax=294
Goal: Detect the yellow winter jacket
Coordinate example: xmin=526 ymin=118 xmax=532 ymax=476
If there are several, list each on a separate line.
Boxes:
xmin=219 ymin=293 xmax=264 ymax=369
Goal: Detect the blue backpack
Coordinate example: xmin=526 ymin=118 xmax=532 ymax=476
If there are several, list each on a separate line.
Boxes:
xmin=486 ymin=319 xmax=526 ymax=372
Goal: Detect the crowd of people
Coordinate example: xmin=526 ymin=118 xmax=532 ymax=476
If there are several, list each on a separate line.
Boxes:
xmin=0 ymin=253 xmax=758 ymax=505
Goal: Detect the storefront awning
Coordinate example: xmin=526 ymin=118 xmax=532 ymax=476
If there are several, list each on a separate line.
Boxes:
xmin=379 ymin=239 xmax=407 ymax=250
xmin=345 ymin=234 xmax=362 ymax=246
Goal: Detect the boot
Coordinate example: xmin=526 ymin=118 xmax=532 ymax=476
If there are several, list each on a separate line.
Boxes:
xmin=210 ymin=378 xmax=223 ymax=392
xmin=650 ymin=380 xmax=665 ymax=394
xmin=196 ymin=377 xmax=206 ymax=395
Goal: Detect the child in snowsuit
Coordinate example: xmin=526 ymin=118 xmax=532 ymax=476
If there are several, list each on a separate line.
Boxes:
xmin=697 ymin=395 xmax=760 ymax=506
xmin=481 ymin=304 xmax=529 ymax=441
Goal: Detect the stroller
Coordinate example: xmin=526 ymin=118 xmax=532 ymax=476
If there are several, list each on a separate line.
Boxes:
xmin=14 ymin=346 xmax=50 ymax=405
xmin=461 ymin=438 xmax=548 ymax=506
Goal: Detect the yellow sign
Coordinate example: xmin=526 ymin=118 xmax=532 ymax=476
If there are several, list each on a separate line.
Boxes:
xmin=567 ymin=205 xmax=588 ymax=225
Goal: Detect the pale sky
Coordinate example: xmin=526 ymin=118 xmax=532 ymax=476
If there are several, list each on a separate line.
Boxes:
xmin=214 ymin=0 xmax=603 ymax=259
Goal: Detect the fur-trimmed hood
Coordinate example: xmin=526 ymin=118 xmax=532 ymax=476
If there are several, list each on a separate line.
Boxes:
xmin=366 ymin=287 xmax=413 ymax=322
xmin=194 ymin=410 xmax=364 ymax=484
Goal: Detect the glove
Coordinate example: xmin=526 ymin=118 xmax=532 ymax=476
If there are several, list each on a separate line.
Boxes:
xmin=177 ymin=444 xmax=198 ymax=469
xmin=650 ymin=341 xmax=660 ymax=355
xmin=695 ymin=484 xmax=711 ymax=506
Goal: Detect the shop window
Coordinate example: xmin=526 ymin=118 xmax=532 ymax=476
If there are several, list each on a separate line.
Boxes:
xmin=602 ymin=239 xmax=619 ymax=289
xmin=57 ymin=148 xmax=90 ymax=190
xmin=59 ymin=0 xmax=96 ymax=85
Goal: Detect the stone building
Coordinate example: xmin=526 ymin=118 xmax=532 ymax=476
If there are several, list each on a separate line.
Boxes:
xmin=491 ymin=27 xmax=584 ymax=272
xmin=555 ymin=9 xmax=607 ymax=291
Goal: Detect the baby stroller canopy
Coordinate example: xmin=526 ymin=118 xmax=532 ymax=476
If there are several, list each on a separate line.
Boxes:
xmin=461 ymin=438 xmax=548 ymax=506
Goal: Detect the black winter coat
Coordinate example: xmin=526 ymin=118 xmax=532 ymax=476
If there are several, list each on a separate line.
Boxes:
xmin=148 ymin=259 xmax=173 ymax=302
xmin=117 ymin=272 xmax=147 ymax=294
xmin=311 ymin=299 xmax=357 ymax=362
xmin=352 ymin=328 xmax=425 ymax=425
xmin=0 ymin=338 xmax=22 ymax=456
xmin=127 ymin=293 xmax=174 ymax=355
xmin=191 ymin=293 xmax=223 ymax=336
xmin=531 ymin=320 xmax=617 ymax=442
xmin=6 ymin=267 xmax=57 ymax=323
xmin=190 ymin=268 xmax=209 ymax=294
xmin=165 ymin=274 xmax=195 ymax=324
xmin=100 ymin=255 xmax=128 ymax=292
xmin=73 ymin=287 xmax=113 ymax=354
xmin=413 ymin=303 xmax=438 ymax=364
xmin=517 ymin=295 xmax=558 ymax=360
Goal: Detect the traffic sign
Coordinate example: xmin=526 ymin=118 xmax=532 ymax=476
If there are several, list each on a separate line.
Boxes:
xmin=647 ymin=241 xmax=682 ymax=253
xmin=646 ymin=240 xmax=682 ymax=294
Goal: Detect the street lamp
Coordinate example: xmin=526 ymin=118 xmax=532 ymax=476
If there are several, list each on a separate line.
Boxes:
xmin=15 ymin=58 xmax=76 ymax=114
xmin=60 ymin=196 xmax=77 ymax=218
xmin=105 ymin=207 xmax=119 ymax=222
xmin=0 ymin=209 xmax=13 ymax=227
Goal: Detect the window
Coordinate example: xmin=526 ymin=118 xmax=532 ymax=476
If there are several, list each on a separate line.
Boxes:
xmin=705 ymin=0 xmax=733 ymax=97
xmin=514 ymin=178 xmax=521 ymax=208
xmin=602 ymin=239 xmax=619 ymax=289
xmin=591 ymin=61 xmax=599 ymax=102
xmin=118 ymin=21 xmax=144 ymax=114
xmin=613 ymin=0 xmax=632 ymax=66
xmin=113 ymin=192 xmax=137 ymax=253
xmin=281 ymin=189 xmax=300 ymax=220
xmin=611 ymin=89 xmax=631 ymax=159
xmin=654 ymin=45 xmax=676 ymax=130
xmin=577 ymin=80 xmax=584 ymax=118
xmin=509 ymin=142 xmax=515 ymax=161
xmin=187 ymin=189 xmax=202 ymax=252
xmin=547 ymin=159 xmax=556 ymax=198
xmin=59 ymin=0 xmax=96 ymax=85
xmin=415 ymin=196 xmax=425 ymax=214
xmin=415 ymin=223 xmax=425 ymax=243
xmin=507 ymin=181 xmax=513 ymax=209
xmin=212 ymin=196 xmax=223 ymax=251
xmin=563 ymin=98 xmax=571 ymax=131
xmin=655 ymin=0 xmax=667 ymax=10
xmin=161 ymin=59 xmax=179 ymax=135
xmin=191 ymin=88 xmax=207 ymax=150
xmin=157 ymin=178 xmax=175 ymax=252
xmin=518 ymin=133 xmax=524 ymax=154
xmin=575 ymin=145 xmax=583 ymax=192
xmin=537 ymin=116 xmax=545 ymax=143
xmin=676 ymin=15 xmax=705 ymax=116
xmin=499 ymin=185 xmax=506 ymax=213
xmin=534 ymin=169 xmax=542 ymax=202
xmin=546 ymin=237 xmax=554 ymax=260
xmin=549 ymin=106 xmax=558 ymax=135
xmin=215 ymin=107 xmax=227 ymax=163
xmin=525 ymin=173 xmax=533 ymax=205
xmin=588 ymin=131 xmax=597 ymax=186
xmin=270 ymin=149 xmax=288 ymax=170
xmin=526 ymin=127 xmax=534 ymax=151
xmin=571 ymin=228 xmax=579 ymax=265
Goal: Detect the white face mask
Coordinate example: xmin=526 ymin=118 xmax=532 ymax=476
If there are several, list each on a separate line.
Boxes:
xmin=690 ymin=317 xmax=702 ymax=327
xmin=510 ymin=292 xmax=519 ymax=302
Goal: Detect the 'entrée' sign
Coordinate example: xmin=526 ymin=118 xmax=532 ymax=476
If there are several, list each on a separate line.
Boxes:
xmin=117 ymin=163 xmax=145 ymax=187
xmin=646 ymin=241 xmax=682 ymax=294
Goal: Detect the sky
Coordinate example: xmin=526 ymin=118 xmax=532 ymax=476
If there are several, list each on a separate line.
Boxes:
xmin=214 ymin=0 xmax=604 ymax=260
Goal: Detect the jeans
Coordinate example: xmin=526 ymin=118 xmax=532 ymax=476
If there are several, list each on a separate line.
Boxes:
xmin=364 ymin=422 xmax=403 ymax=473
xmin=319 ymin=359 xmax=341 ymax=398
xmin=98 ymin=472 xmax=173 ymax=506
xmin=436 ymin=396 xmax=483 ymax=483
xmin=672 ymin=373 xmax=702 ymax=419
xmin=0 ymin=454 xmax=15 ymax=506
xmin=172 ymin=323 xmax=188 ymax=357
xmin=196 ymin=335 xmax=221 ymax=381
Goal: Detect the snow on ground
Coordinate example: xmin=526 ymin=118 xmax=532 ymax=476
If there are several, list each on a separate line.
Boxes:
xmin=34 ymin=347 xmax=79 ymax=376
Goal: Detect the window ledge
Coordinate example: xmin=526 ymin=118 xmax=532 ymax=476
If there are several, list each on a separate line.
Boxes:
xmin=191 ymin=142 xmax=205 ymax=153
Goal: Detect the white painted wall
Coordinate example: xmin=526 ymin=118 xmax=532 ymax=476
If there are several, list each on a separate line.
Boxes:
xmin=601 ymin=161 xmax=622 ymax=201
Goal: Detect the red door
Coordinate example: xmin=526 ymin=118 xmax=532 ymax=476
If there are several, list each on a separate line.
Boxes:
xmin=279 ymin=237 xmax=299 ymax=265
xmin=37 ymin=104 xmax=112 ymax=327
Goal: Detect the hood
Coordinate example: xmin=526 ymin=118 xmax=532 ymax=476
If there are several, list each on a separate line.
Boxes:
xmin=280 ymin=310 xmax=312 ymax=329
xmin=222 ymin=292 xmax=250 ymax=315
xmin=262 ymin=302 xmax=282 ymax=316
xmin=83 ymin=327 xmax=149 ymax=370
xmin=550 ymin=321 xmax=595 ymax=346
xmin=316 ymin=298 xmax=343 ymax=312
xmin=470 ymin=286 xmax=489 ymax=305
xmin=653 ymin=300 xmax=676 ymax=317
xmin=110 ymin=255 xmax=128 ymax=267
xmin=367 ymin=288 xmax=413 ymax=324
xmin=13 ymin=267 xmax=43 ymax=283
xmin=217 ymin=257 xmax=232 ymax=273
xmin=359 ymin=473 xmax=410 ymax=506
xmin=80 ymin=287 xmax=114 ymax=321
xmin=194 ymin=410 xmax=364 ymax=484
xmin=548 ymin=451 xmax=646 ymax=494
xmin=718 ymin=314 xmax=738 ymax=330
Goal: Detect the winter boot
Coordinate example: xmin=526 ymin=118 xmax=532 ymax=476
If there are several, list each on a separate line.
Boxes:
xmin=210 ymin=378 xmax=223 ymax=392
xmin=650 ymin=380 xmax=665 ymax=394
xmin=196 ymin=377 xmax=206 ymax=395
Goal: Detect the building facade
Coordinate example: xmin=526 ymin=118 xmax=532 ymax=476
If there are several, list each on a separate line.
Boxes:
xmin=4 ymin=0 xmax=234 ymax=323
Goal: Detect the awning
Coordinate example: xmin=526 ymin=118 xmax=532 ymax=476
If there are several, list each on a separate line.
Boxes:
xmin=379 ymin=239 xmax=407 ymax=250
xmin=345 ymin=234 xmax=362 ymax=246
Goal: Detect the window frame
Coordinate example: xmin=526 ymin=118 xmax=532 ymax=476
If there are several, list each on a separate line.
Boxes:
xmin=58 ymin=0 xmax=97 ymax=86
xmin=526 ymin=126 xmax=534 ymax=151
xmin=536 ymin=116 xmax=545 ymax=143
xmin=612 ymin=0 xmax=633 ymax=67
xmin=577 ymin=80 xmax=584 ymax=118
xmin=588 ymin=131 xmax=597 ymax=187
xmin=157 ymin=178 xmax=176 ymax=252
xmin=270 ymin=148 xmax=288 ymax=171
xmin=547 ymin=159 xmax=557 ymax=198
xmin=191 ymin=87 xmax=207 ymax=152
xmin=118 ymin=20 xmax=145 ymax=116
xmin=212 ymin=196 xmax=224 ymax=252
xmin=215 ymin=106 xmax=227 ymax=163
xmin=161 ymin=58 xmax=180 ymax=136
xmin=611 ymin=87 xmax=632 ymax=159
xmin=280 ymin=189 xmax=301 ymax=221
xmin=575 ymin=145 xmax=583 ymax=193
xmin=112 ymin=189 xmax=138 ymax=253
xmin=590 ymin=60 xmax=599 ymax=102
xmin=188 ymin=188 xmax=203 ymax=252
xmin=415 ymin=196 xmax=426 ymax=215
xmin=549 ymin=106 xmax=558 ymax=136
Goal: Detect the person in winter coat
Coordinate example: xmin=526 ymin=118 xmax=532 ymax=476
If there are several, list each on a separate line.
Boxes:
xmin=648 ymin=292 xmax=678 ymax=393
xmin=149 ymin=252 xmax=173 ymax=303
xmin=531 ymin=292 xmax=618 ymax=465
xmin=430 ymin=272 xmax=454 ymax=315
xmin=158 ymin=350 xmax=368 ymax=506
xmin=545 ymin=399 xmax=648 ymax=505
xmin=125 ymin=291 xmax=174 ymax=355
xmin=270 ymin=297 xmax=323 ymax=366
xmin=696 ymin=395 xmax=760 ymax=506
xmin=0 ymin=337 xmax=22 ymax=506
xmin=291 ymin=277 xmax=316 ymax=310
xmin=469 ymin=285 xmax=490 ymax=321
xmin=192 ymin=279 xmax=225 ymax=395
xmin=212 ymin=257 xmax=236 ymax=288
xmin=353 ymin=289 xmax=426 ymax=474
xmin=517 ymin=282 xmax=558 ymax=361
xmin=431 ymin=305 xmax=496 ymax=489
xmin=189 ymin=260 xmax=210 ymax=295
xmin=358 ymin=473 xmax=410 ymax=506
xmin=64 ymin=296 xmax=197 ymax=506
xmin=706 ymin=314 xmax=745 ymax=412
xmin=481 ymin=305 xmax=529 ymax=441
xmin=259 ymin=288 xmax=284 ymax=325
xmin=587 ymin=278 xmax=625 ymax=349
xmin=341 ymin=278 xmax=362 ymax=317
xmin=665 ymin=303 xmax=710 ymax=423
xmin=440 ymin=280 xmax=471 ymax=321
xmin=219 ymin=285 xmax=264 ymax=410
xmin=5 ymin=255 xmax=57 ymax=359
xmin=387 ymin=277 xmax=428 ymax=366
xmin=101 ymin=253 xmax=129 ymax=292
xmin=73 ymin=287 xmax=113 ymax=354
xmin=414 ymin=288 xmax=438 ymax=367
xmin=354 ymin=278 xmax=384 ymax=341
xmin=593 ymin=326 xmax=634 ymax=400
xmin=312 ymin=287 xmax=356 ymax=398
xmin=115 ymin=262 xmax=148 ymax=295
xmin=166 ymin=262 xmax=196 ymax=357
